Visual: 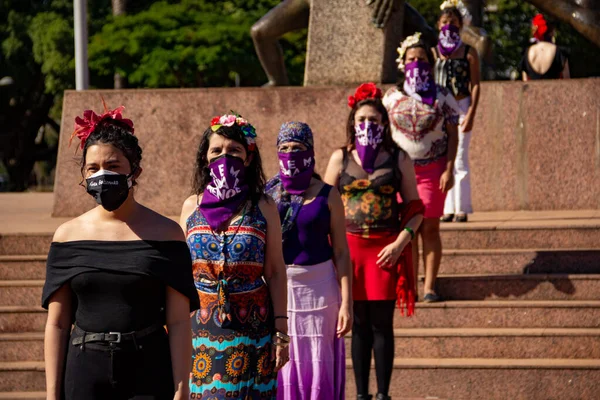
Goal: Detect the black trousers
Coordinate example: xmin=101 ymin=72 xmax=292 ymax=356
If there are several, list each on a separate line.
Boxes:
xmin=64 ymin=328 xmax=174 ymax=400
xmin=351 ymin=300 xmax=396 ymax=396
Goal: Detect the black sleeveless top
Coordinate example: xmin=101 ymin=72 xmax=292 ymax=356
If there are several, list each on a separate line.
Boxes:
xmin=42 ymin=240 xmax=200 ymax=332
xmin=434 ymin=45 xmax=471 ymax=98
xmin=519 ymin=45 xmax=567 ymax=80
xmin=338 ymin=148 xmax=402 ymax=237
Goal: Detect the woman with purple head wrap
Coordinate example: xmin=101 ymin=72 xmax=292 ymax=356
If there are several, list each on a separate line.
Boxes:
xmin=266 ymin=121 xmax=352 ymax=400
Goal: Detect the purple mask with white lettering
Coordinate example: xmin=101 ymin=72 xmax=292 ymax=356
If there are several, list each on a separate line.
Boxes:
xmin=403 ymin=60 xmax=437 ymax=106
xmin=200 ymin=154 xmax=249 ymax=231
xmin=354 ymin=122 xmax=384 ymax=174
xmin=438 ymin=24 xmax=462 ymax=57
xmin=277 ymin=149 xmax=315 ymax=195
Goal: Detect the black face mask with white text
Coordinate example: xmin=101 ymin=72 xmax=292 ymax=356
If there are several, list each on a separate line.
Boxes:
xmin=85 ymin=170 xmax=133 ymax=211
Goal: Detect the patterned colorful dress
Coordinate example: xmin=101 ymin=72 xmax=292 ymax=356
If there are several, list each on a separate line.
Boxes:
xmin=186 ymin=204 xmax=276 ymax=399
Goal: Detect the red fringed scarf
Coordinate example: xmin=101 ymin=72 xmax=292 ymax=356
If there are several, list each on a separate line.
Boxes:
xmin=395 ymin=199 xmax=425 ymax=317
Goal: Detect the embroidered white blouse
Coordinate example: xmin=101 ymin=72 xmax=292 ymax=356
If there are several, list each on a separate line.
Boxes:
xmin=383 ymin=86 xmax=460 ymax=166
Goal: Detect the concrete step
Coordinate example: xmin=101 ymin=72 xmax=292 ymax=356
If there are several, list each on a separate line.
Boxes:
xmin=0 ymin=282 xmax=43 ymax=307
xmin=395 ymin=300 xmax=600 ymax=328
xmin=439 ymin=222 xmax=600 ymax=250
xmin=7 ymin=325 xmax=600 ymax=363
xmin=0 ymin=362 xmax=45 ymax=392
xmin=0 ymin=236 xmax=51 ymax=257
xmin=344 ymin=328 xmax=600 ymax=359
xmin=439 ymin=249 xmax=600 ymax=275
xmin=0 ymin=392 xmax=45 ymax=399
xmin=345 ymin=358 xmax=600 ymax=400
xmin=3 ymin=359 xmax=599 ymax=399
xmin=0 ymin=333 xmax=44 ymax=362
xmin=1 ymin=218 xmax=599 ymax=257
xmin=0 ymin=307 xmax=46 ymax=333
xmin=0 ymin=248 xmax=598 ymax=281
xmin=429 ymin=274 xmax=600 ymax=301
xmin=0 ymin=258 xmax=46 ymax=281
xmin=3 ymin=274 xmax=600 ymax=308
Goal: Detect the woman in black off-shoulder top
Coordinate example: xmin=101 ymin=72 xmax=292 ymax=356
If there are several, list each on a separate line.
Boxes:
xmin=42 ymin=104 xmax=199 ymax=400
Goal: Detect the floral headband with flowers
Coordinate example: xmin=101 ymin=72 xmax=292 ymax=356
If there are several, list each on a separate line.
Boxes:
xmin=210 ymin=113 xmax=257 ymax=151
xmin=440 ymin=0 xmax=472 ymax=26
xmin=70 ymin=97 xmax=134 ymax=150
xmin=396 ymin=32 xmax=422 ymax=71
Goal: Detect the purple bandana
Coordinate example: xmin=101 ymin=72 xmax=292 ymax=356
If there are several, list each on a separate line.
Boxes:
xmin=438 ymin=24 xmax=462 ymax=57
xmin=354 ymin=122 xmax=384 ymax=174
xmin=199 ymin=154 xmax=248 ymax=231
xmin=403 ymin=60 xmax=437 ymax=106
xmin=278 ymin=149 xmax=315 ymax=195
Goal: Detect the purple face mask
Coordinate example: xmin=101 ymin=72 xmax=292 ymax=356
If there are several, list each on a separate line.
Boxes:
xmin=438 ymin=24 xmax=462 ymax=57
xmin=403 ymin=60 xmax=437 ymax=106
xmin=278 ymin=148 xmax=315 ymax=195
xmin=354 ymin=122 xmax=384 ymax=174
xmin=199 ymin=154 xmax=249 ymax=231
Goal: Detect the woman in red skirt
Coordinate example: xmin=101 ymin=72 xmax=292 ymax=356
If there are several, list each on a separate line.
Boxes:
xmin=324 ymin=83 xmax=424 ymax=400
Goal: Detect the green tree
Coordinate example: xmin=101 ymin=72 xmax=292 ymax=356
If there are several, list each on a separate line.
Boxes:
xmin=88 ymin=0 xmax=306 ymax=88
xmin=0 ymin=0 xmax=73 ymax=191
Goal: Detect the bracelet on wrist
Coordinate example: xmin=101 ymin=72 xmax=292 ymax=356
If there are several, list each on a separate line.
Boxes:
xmin=274 ymin=330 xmax=291 ymax=343
xmin=403 ymin=227 xmax=415 ymax=240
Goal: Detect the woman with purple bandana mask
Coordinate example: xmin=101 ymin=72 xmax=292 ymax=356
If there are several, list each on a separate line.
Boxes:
xmin=433 ymin=0 xmax=481 ymax=223
xmin=384 ymin=33 xmax=460 ymax=304
xmin=266 ymin=122 xmax=352 ymax=400
xmin=325 ymin=84 xmax=424 ymax=400
xmin=179 ymin=114 xmax=288 ymax=399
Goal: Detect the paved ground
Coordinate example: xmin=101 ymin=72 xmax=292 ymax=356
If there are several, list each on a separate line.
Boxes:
xmin=2 ymin=192 xmax=600 ymax=234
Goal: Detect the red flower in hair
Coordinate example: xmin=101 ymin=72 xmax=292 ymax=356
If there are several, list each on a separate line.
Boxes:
xmin=70 ymin=97 xmax=134 ymax=149
xmin=532 ymin=14 xmax=548 ymax=42
xmin=211 ymin=116 xmax=220 ymax=125
xmin=348 ymin=82 xmax=383 ymax=108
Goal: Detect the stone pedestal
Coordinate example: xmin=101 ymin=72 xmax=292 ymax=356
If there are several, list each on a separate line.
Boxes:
xmin=304 ymin=0 xmax=404 ymax=86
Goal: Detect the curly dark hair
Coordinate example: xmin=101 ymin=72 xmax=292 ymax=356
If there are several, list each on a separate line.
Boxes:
xmin=345 ymin=98 xmax=397 ymax=152
xmin=439 ymin=6 xmax=463 ymax=27
xmin=80 ymin=118 xmax=142 ymax=185
xmin=396 ymin=39 xmax=435 ymax=89
xmin=192 ymin=124 xmax=266 ymax=206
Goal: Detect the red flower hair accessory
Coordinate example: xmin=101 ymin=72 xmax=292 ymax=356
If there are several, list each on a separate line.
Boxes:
xmin=348 ymin=82 xmax=383 ymax=108
xmin=70 ymin=97 xmax=134 ymax=149
xmin=532 ymin=14 xmax=548 ymax=42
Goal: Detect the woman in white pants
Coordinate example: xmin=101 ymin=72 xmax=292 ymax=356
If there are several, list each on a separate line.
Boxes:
xmin=433 ymin=1 xmax=480 ymax=222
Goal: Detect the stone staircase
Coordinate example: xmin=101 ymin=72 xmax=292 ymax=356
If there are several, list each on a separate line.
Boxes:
xmin=344 ymin=214 xmax=600 ymax=400
xmin=1 ymin=212 xmax=600 ymax=399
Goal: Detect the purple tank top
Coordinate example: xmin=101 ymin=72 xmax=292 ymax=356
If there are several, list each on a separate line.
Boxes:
xmin=283 ymin=184 xmax=333 ymax=266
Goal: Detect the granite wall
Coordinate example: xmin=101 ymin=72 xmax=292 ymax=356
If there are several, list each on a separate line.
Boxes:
xmin=53 ymin=79 xmax=600 ymax=217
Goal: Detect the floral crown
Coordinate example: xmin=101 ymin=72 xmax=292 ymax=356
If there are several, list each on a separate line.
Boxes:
xmin=348 ymin=83 xmax=382 ymax=108
xmin=440 ymin=0 xmax=472 ymax=25
xmin=70 ymin=97 xmax=134 ymax=150
xmin=210 ymin=112 xmax=257 ymax=151
xmin=396 ymin=32 xmax=422 ymax=71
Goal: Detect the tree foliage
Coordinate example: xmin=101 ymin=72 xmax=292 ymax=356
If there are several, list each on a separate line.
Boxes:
xmin=88 ymin=0 xmax=307 ymax=87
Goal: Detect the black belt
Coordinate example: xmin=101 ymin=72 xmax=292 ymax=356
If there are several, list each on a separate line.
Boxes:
xmin=72 ymin=323 xmax=164 ymax=346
